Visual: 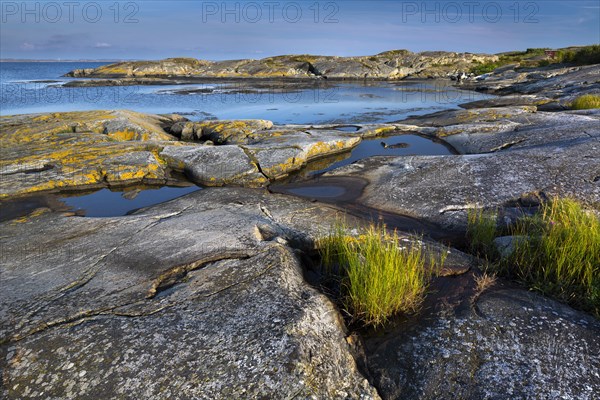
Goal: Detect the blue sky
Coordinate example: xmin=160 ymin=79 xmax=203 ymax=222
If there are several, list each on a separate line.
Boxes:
xmin=1 ymin=0 xmax=599 ymax=60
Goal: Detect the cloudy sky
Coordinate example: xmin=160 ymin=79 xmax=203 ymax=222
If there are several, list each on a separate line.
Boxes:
xmin=1 ymin=0 xmax=599 ymax=60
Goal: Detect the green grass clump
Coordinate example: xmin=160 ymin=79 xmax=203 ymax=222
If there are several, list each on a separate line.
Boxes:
xmin=467 ymin=198 xmax=600 ymax=316
xmin=509 ymin=199 xmax=600 ymax=315
xmin=318 ymin=223 xmax=442 ymax=326
xmin=469 ymin=62 xmax=502 ymax=76
xmin=570 ymin=94 xmax=600 ymax=110
xmin=467 ymin=207 xmax=498 ymax=258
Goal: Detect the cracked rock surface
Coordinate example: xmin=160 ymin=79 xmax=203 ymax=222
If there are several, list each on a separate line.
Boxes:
xmin=363 ymin=273 xmax=600 ymax=400
xmin=2 ymin=62 xmax=600 ymax=399
xmin=1 ymin=188 xmax=379 ymax=399
xmin=64 ymin=51 xmax=498 ymax=80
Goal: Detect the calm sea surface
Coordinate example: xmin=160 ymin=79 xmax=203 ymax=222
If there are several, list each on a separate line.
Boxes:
xmin=0 ymin=62 xmax=491 ymax=124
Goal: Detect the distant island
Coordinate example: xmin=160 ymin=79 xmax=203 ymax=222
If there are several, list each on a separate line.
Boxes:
xmin=0 ymin=58 xmax=132 ymax=63
xmin=63 ymin=45 xmax=600 ymax=81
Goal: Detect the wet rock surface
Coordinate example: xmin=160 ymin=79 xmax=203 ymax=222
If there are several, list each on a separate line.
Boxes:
xmin=325 ymin=132 xmax=598 ymax=232
xmin=329 ymin=65 xmax=600 ymax=231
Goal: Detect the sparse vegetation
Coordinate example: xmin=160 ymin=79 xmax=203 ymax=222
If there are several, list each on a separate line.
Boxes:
xmin=469 ymin=61 xmax=503 ymax=76
xmin=467 ymin=198 xmax=600 ymax=317
xmin=570 ymin=94 xmax=600 ymax=110
xmin=572 ymin=45 xmax=600 ymax=64
xmin=555 ymin=45 xmax=600 ymax=65
xmin=472 ymin=272 xmax=497 ymax=301
xmin=469 ymin=45 xmax=600 ymax=75
xmin=467 ymin=207 xmax=498 ymax=258
xmin=377 ymin=49 xmax=410 ymax=58
xmin=318 ymin=222 xmax=444 ymax=326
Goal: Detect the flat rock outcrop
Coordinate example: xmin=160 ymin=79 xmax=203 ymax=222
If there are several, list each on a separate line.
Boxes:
xmin=3 ymin=59 xmax=600 ymax=399
xmin=3 ymin=187 xmax=599 ymax=399
xmin=0 ymin=110 xmax=182 ymax=198
xmin=327 ymin=108 xmax=599 ymax=231
xmin=0 ymin=188 xmax=381 ymax=399
xmin=461 ymin=63 xmax=600 ymax=107
xmin=364 ymin=273 xmax=600 ymax=400
xmin=0 ymin=111 xmax=395 ymax=198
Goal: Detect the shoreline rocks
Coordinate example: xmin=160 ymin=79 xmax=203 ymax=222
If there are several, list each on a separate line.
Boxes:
xmin=0 ymin=111 xmax=401 ymax=198
xmin=0 ymin=188 xmax=383 ymax=399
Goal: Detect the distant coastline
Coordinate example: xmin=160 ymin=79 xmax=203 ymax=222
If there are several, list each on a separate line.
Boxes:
xmin=0 ymin=59 xmax=134 ymax=63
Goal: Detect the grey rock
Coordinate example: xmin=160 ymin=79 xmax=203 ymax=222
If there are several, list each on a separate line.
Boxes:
xmin=492 ymin=235 xmax=528 ymax=258
xmin=325 ymin=137 xmax=599 ymax=231
xmin=464 ymin=64 xmax=600 ymax=106
xmin=0 ymin=110 xmax=183 ymax=199
xmin=0 ymin=111 xmax=400 ymax=197
xmin=365 ymin=281 xmax=600 ymax=400
xmin=243 ymin=130 xmax=362 ymax=179
xmin=160 ymin=145 xmax=268 ymax=187
xmin=398 ymin=106 xmax=538 ymax=128
xmin=459 ymin=95 xmax=553 ymax=109
xmin=0 ymin=188 xmax=380 ymax=399
xmin=422 ymin=109 xmax=600 ymax=154
xmin=64 ymin=51 xmax=498 ymax=81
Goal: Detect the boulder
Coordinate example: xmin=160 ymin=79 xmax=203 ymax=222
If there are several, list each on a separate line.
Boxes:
xmin=193 ymin=119 xmax=274 ymax=144
xmin=160 ymin=145 xmax=268 ymax=187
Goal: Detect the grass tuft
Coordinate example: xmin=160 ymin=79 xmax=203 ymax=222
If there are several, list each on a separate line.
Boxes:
xmin=318 ymin=223 xmax=442 ymax=327
xmin=467 ymin=198 xmax=600 ymax=316
xmin=570 ymin=94 xmax=600 ymax=110
xmin=467 ymin=207 xmax=498 ymax=258
xmin=509 ymin=199 xmax=600 ymax=315
xmin=472 ymin=272 xmax=497 ymax=300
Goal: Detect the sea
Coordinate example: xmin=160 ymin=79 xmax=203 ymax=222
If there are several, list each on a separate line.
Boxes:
xmin=0 ymin=61 xmax=490 ymax=124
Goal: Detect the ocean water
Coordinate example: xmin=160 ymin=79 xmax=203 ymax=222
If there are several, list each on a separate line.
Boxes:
xmin=0 ymin=62 xmax=491 ymax=124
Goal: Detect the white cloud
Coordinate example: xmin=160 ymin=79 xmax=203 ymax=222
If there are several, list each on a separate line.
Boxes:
xmin=94 ymin=42 xmax=112 ymax=48
xmin=21 ymin=42 xmax=35 ymax=50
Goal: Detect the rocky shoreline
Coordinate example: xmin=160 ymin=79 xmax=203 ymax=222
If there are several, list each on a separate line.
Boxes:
xmin=1 ymin=60 xmax=599 ymax=399
xmin=64 ymin=50 xmax=497 ymax=81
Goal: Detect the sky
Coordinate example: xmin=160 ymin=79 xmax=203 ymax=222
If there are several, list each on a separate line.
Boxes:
xmin=1 ymin=0 xmax=599 ymax=60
